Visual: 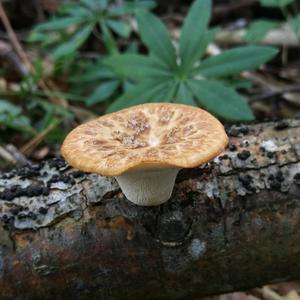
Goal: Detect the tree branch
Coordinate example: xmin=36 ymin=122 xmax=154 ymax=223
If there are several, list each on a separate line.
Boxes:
xmin=1 ymin=120 xmax=300 ymax=300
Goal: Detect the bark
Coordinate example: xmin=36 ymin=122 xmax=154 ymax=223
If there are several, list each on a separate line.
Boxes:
xmin=1 ymin=120 xmax=300 ymax=300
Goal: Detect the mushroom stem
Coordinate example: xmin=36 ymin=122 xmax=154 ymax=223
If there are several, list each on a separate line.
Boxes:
xmin=115 ymin=168 xmax=180 ymax=206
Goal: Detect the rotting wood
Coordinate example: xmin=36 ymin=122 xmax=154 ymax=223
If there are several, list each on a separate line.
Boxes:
xmin=1 ymin=120 xmax=300 ymax=300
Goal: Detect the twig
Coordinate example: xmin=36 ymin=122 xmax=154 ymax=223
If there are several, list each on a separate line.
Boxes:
xmin=0 ymin=2 xmax=31 ymax=70
xmin=0 ymin=1 xmax=68 ymax=108
xmin=0 ymin=145 xmax=16 ymax=164
xmin=261 ymin=286 xmax=284 ymax=300
xmin=249 ymin=84 xmax=300 ymax=103
xmin=5 ymin=144 xmax=30 ymax=166
xmin=0 ymin=40 xmax=27 ymax=76
xmin=20 ymin=121 xmax=59 ymax=155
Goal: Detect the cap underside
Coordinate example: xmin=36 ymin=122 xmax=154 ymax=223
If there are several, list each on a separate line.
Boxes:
xmin=61 ymin=103 xmax=228 ymax=176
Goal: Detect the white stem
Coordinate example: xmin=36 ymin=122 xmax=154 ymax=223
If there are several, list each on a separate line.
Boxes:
xmin=115 ymin=168 xmax=180 ymax=206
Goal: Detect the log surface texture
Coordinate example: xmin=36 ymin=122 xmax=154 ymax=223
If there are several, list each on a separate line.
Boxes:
xmin=1 ymin=120 xmax=300 ymax=300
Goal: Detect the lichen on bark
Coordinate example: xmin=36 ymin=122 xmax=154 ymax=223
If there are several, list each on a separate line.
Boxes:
xmin=0 ymin=120 xmax=300 ymax=300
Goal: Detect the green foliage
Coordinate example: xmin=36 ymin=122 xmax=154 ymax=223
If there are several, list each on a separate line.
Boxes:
xmin=0 ymin=100 xmax=32 ymax=132
xmin=136 ymin=10 xmax=177 ymax=69
xmin=245 ymin=20 xmax=280 ymax=43
xmin=195 ymin=46 xmax=278 ymax=77
xmin=179 ymin=0 xmax=211 ymax=72
xmin=187 ymin=80 xmax=254 ymax=121
xmin=104 ymin=0 xmax=278 ymax=121
xmin=70 ymin=60 xmax=125 ymax=106
xmin=29 ymin=0 xmax=155 ymax=58
xmin=28 ymin=99 xmax=73 ymax=133
xmin=0 ymin=60 xmax=75 ymax=140
xmin=289 ymin=14 xmax=300 ymax=37
xmin=246 ymin=0 xmax=300 ymax=43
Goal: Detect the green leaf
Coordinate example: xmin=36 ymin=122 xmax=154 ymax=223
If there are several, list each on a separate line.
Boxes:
xmin=86 ymin=80 xmax=120 ymax=105
xmin=30 ymin=99 xmax=74 ymax=120
xmin=123 ymin=80 xmax=135 ymax=92
xmin=188 ymin=79 xmax=254 ymax=121
xmin=132 ymin=0 xmax=156 ymax=11
xmin=175 ymin=83 xmax=196 ymax=106
xmin=34 ymin=16 xmax=85 ymax=31
xmin=196 ymin=46 xmax=278 ymax=77
xmin=125 ymin=42 xmax=139 ymax=53
xmin=27 ymin=31 xmax=46 ymax=43
xmin=245 ymin=20 xmax=280 ymax=43
xmin=220 ymin=79 xmax=254 ymax=90
xmin=0 ymin=114 xmax=32 ymax=132
xmin=0 ymin=100 xmax=21 ymax=115
xmin=103 ymin=54 xmax=172 ymax=81
xmin=53 ymin=24 xmax=93 ymax=58
xmin=289 ymin=14 xmax=300 ymax=37
xmin=100 ymin=22 xmax=118 ymax=54
xmin=98 ymin=0 xmax=108 ymax=9
xmin=80 ymin=0 xmax=106 ymax=10
xmin=0 ymin=100 xmax=32 ymax=132
xmin=196 ymin=27 xmax=220 ymax=63
xmin=10 ymin=116 xmax=32 ymax=131
xmin=179 ymin=0 xmax=211 ymax=72
xmin=69 ymin=6 xmax=94 ymax=18
xmin=106 ymin=79 xmax=174 ymax=112
xmin=136 ymin=10 xmax=177 ymax=69
xmin=164 ymin=82 xmax=179 ymax=101
xmin=260 ymin=0 xmax=294 ymax=7
xmin=109 ymin=1 xmax=156 ymax=16
xmin=106 ymin=20 xmax=131 ymax=38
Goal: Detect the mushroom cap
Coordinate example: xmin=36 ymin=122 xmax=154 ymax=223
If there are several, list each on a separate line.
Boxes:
xmin=61 ymin=103 xmax=228 ymax=176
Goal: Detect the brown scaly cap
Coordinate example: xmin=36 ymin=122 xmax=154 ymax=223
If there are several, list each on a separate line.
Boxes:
xmin=61 ymin=103 xmax=228 ymax=176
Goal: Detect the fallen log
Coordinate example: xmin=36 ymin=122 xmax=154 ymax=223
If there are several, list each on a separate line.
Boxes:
xmin=1 ymin=120 xmax=300 ymax=300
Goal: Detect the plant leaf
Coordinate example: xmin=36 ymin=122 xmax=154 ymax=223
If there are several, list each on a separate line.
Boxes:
xmin=100 ymin=21 xmax=118 ymax=54
xmin=179 ymin=0 xmax=211 ymax=72
xmin=136 ymin=10 xmax=177 ymax=69
xmin=106 ymin=79 xmax=174 ymax=112
xmin=175 ymin=82 xmax=196 ymax=106
xmin=220 ymin=79 xmax=254 ymax=90
xmin=73 ymin=8 xmax=94 ymax=18
xmin=0 ymin=100 xmax=21 ymax=115
xmin=99 ymin=0 xmax=109 ymax=9
xmin=103 ymin=54 xmax=173 ymax=81
xmin=34 ymin=16 xmax=85 ymax=31
xmin=53 ymin=24 xmax=93 ymax=58
xmin=80 ymin=0 xmax=106 ymax=10
xmin=289 ymin=14 xmax=300 ymax=37
xmin=260 ymin=0 xmax=294 ymax=7
xmin=0 ymin=100 xmax=33 ymax=132
xmin=0 ymin=114 xmax=32 ymax=132
xmin=106 ymin=20 xmax=131 ymax=38
xmin=164 ymin=81 xmax=179 ymax=101
xmin=196 ymin=27 xmax=220 ymax=63
xmin=245 ymin=20 xmax=280 ymax=43
xmin=188 ymin=79 xmax=254 ymax=121
xmin=86 ymin=80 xmax=120 ymax=105
xmin=196 ymin=46 xmax=278 ymax=77
xmin=109 ymin=1 xmax=156 ymax=17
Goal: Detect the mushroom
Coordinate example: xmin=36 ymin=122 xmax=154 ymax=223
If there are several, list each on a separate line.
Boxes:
xmin=61 ymin=103 xmax=228 ymax=206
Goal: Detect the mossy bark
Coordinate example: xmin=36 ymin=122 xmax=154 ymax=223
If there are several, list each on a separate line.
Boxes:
xmin=1 ymin=120 xmax=300 ymax=300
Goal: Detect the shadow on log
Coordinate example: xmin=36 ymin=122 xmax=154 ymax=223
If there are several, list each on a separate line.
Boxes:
xmin=1 ymin=120 xmax=300 ymax=300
